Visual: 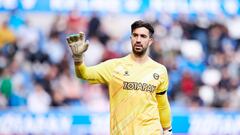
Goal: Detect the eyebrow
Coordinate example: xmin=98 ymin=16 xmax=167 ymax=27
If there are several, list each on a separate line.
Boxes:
xmin=132 ymin=33 xmax=148 ymax=37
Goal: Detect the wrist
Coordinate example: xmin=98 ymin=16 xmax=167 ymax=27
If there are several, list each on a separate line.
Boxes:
xmin=72 ymin=54 xmax=83 ymax=63
xmin=163 ymin=127 xmax=172 ymax=135
xmin=74 ymin=61 xmax=83 ymax=65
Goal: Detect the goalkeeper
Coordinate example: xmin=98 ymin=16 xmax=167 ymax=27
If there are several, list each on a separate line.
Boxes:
xmin=66 ymin=20 xmax=172 ymax=135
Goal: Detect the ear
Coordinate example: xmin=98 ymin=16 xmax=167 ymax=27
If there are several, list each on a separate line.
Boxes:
xmin=148 ymin=37 xmax=153 ymax=46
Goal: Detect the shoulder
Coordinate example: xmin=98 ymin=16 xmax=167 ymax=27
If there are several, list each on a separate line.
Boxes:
xmin=149 ymin=59 xmax=167 ymax=71
xmin=105 ymin=55 xmax=129 ymax=62
xmin=101 ymin=56 xmax=127 ymax=66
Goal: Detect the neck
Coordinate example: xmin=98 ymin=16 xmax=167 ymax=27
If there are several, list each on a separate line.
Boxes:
xmin=130 ymin=53 xmax=149 ymax=64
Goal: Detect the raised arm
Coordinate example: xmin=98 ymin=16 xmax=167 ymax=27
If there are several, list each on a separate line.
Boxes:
xmin=66 ymin=32 xmax=112 ymax=84
xmin=74 ymin=62 xmax=112 ymax=84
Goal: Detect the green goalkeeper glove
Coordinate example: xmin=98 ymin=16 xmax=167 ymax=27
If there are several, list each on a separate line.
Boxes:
xmin=66 ymin=32 xmax=89 ymax=63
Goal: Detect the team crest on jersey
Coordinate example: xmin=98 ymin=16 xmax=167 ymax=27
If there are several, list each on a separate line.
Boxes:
xmin=153 ymin=73 xmax=159 ymax=80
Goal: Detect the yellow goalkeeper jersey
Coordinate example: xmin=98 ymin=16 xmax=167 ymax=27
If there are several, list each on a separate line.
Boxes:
xmin=75 ymin=54 xmax=171 ymax=135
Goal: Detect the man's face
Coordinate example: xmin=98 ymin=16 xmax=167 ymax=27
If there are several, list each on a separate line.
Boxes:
xmin=131 ymin=27 xmax=153 ymax=56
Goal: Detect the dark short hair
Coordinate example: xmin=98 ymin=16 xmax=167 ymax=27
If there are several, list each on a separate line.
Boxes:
xmin=131 ymin=20 xmax=154 ymax=37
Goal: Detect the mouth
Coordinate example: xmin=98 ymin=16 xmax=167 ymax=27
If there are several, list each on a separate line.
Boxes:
xmin=134 ymin=44 xmax=143 ymax=49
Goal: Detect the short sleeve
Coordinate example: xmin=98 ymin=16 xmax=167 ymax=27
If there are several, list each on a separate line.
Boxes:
xmin=156 ymin=66 xmax=169 ymax=94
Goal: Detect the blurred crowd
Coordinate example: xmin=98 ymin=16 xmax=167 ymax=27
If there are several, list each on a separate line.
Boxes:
xmin=0 ymin=9 xmax=240 ymax=113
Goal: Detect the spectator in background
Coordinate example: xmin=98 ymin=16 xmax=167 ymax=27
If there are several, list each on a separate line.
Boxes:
xmin=34 ymin=64 xmax=59 ymax=106
xmin=27 ymin=83 xmax=51 ymax=114
xmin=0 ymin=93 xmax=7 ymax=108
xmin=85 ymin=12 xmax=114 ymax=64
xmin=180 ymin=71 xmax=196 ymax=96
xmin=9 ymin=74 xmax=27 ymax=107
xmin=57 ymin=66 xmax=83 ymax=106
xmin=50 ymin=15 xmax=67 ymax=36
xmin=15 ymin=20 xmax=40 ymax=53
xmin=87 ymin=12 xmax=110 ymax=45
xmin=8 ymin=53 xmax=32 ymax=107
xmin=66 ymin=9 xmax=88 ymax=34
xmin=84 ymin=35 xmax=105 ymax=66
xmin=87 ymin=12 xmax=101 ymax=38
xmin=43 ymin=32 xmax=65 ymax=64
xmin=0 ymin=21 xmax=16 ymax=49
xmin=0 ymin=68 xmax=12 ymax=106
xmin=82 ymin=84 xmax=109 ymax=112
xmin=50 ymin=15 xmax=68 ymax=47
xmin=0 ymin=21 xmax=17 ymax=62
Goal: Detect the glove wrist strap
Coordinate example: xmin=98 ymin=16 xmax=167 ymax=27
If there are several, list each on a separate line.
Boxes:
xmin=72 ymin=54 xmax=83 ymax=63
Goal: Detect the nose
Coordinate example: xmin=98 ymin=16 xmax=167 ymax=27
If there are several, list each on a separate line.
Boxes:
xmin=136 ymin=36 xmax=141 ymax=43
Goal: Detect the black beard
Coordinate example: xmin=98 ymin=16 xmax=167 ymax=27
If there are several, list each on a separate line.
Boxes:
xmin=132 ymin=46 xmax=147 ymax=56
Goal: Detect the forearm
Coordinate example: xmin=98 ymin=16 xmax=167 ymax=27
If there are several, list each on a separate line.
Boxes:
xmin=159 ymin=104 xmax=171 ymax=129
xmin=74 ymin=61 xmax=83 ymax=78
xmin=74 ymin=62 xmax=91 ymax=80
xmin=156 ymin=94 xmax=172 ymax=129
